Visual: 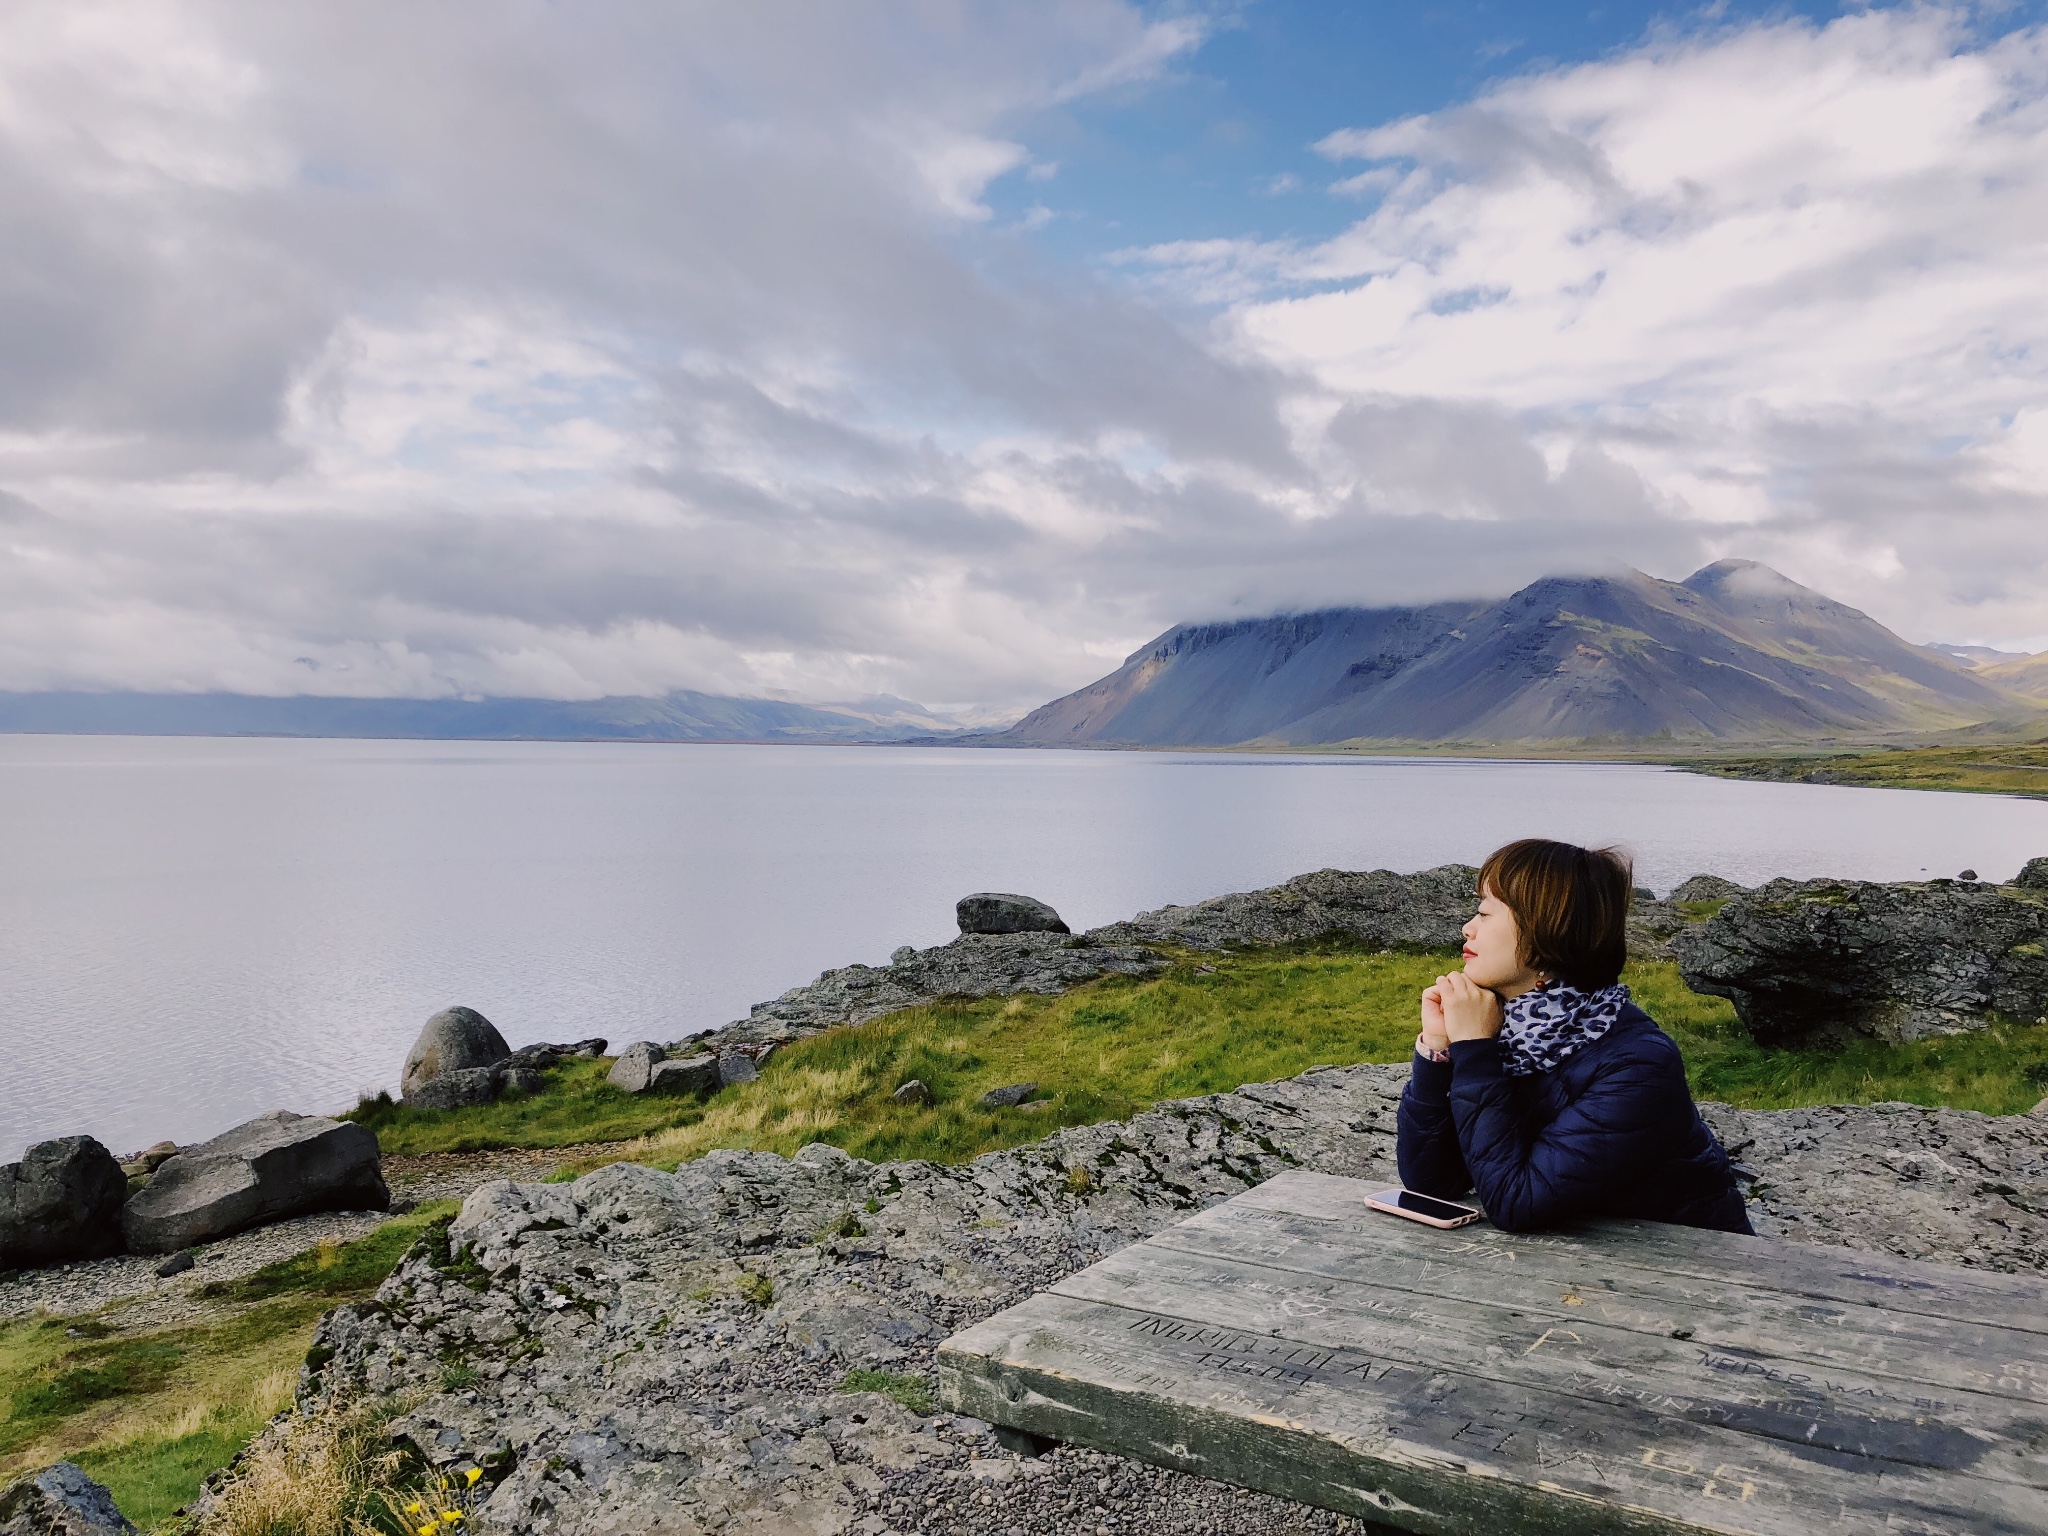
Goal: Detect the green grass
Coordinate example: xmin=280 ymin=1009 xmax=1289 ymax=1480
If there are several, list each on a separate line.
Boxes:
xmin=616 ymin=943 xmax=1459 ymax=1169
xmin=1677 ymin=743 xmax=2048 ymax=801
xmin=362 ymin=945 xmax=2048 ymax=1181
xmin=837 ymin=1368 xmax=934 ymax=1414
xmin=343 ymin=1057 xmax=713 ymax=1156
xmin=0 ymin=1202 xmax=457 ymax=1527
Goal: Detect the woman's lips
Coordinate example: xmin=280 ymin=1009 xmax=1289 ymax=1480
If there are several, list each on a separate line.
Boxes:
xmin=1461 ymin=947 xmax=1475 ymax=959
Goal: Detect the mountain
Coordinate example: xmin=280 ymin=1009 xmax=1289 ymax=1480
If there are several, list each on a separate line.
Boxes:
xmin=1980 ymin=652 xmax=2048 ymax=704
xmin=1933 ymin=643 xmax=2034 ymax=670
xmin=998 ymin=562 xmax=2023 ymax=747
xmin=0 ymin=688 xmax=972 ymax=743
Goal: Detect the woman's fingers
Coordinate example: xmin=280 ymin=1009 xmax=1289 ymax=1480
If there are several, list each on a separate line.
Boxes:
xmin=1438 ymin=970 xmax=1505 ymax=1041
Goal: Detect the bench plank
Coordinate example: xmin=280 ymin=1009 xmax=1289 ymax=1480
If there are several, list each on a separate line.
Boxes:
xmin=937 ymin=1170 xmax=2048 ymax=1535
xmin=1149 ymin=1199 xmax=2048 ymax=1409
xmin=1232 ymin=1171 xmax=2048 ymax=1332
xmin=1053 ymin=1243 xmax=2045 ymax=1488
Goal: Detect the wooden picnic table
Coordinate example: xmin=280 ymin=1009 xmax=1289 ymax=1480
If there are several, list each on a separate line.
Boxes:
xmin=937 ymin=1169 xmax=2048 ymax=1535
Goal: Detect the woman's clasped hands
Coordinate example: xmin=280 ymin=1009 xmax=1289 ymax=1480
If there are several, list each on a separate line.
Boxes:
xmin=1421 ymin=970 xmax=1504 ymax=1054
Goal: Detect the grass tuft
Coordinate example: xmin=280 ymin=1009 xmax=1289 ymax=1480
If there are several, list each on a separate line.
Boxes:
xmin=836 ymin=1368 xmax=934 ymax=1414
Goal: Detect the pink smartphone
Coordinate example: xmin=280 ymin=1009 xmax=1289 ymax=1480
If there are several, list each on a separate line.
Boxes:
xmin=1365 ymin=1188 xmax=1484 ymax=1229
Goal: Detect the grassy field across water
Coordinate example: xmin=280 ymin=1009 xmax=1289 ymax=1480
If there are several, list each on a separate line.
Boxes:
xmin=1675 ymin=741 xmax=2048 ymax=800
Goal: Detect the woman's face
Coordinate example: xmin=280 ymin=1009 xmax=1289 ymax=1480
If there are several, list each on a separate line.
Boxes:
xmin=1462 ymin=886 xmax=1544 ymax=997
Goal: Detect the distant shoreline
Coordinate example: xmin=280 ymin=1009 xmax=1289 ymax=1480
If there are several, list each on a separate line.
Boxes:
xmin=9 ymin=725 xmax=2048 ymax=800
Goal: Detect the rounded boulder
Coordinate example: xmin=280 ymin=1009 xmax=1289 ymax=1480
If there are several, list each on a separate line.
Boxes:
xmin=402 ymin=1006 xmax=511 ymax=1098
xmin=956 ymin=893 xmax=1070 ymax=936
xmin=0 ymin=1137 xmax=129 ymax=1271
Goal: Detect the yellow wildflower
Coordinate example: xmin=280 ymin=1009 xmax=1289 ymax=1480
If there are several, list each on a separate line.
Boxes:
xmin=466 ymin=1468 xmax=483 ymax=1485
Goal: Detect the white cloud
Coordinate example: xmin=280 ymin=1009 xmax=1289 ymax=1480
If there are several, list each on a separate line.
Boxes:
xmin=0 ymin=3 xmax=2043 ymax=713
xmin=1200 ymin=8 xmax=2048 ymax=641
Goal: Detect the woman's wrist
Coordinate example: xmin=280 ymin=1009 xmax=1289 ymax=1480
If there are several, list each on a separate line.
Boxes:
xmin=1415 ymin=1032 xmax=1451 ymax=1064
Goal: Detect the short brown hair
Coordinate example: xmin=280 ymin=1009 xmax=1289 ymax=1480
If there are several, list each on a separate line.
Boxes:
xmin=1478 ymin=839 xmax=1633 ymax=989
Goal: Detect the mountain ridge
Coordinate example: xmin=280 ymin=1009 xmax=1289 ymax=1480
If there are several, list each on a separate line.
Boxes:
xmin=0 ymin=688 xmax=975 ymax=743
xmin=997 ymin=562 xmax=2034 ymax=747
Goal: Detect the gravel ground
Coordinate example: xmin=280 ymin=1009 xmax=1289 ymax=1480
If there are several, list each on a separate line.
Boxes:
xmin=0 ymin=1206 xmax=393 ymax=1330
xmin=0 ymin=1145 xmax=611 ymax=1331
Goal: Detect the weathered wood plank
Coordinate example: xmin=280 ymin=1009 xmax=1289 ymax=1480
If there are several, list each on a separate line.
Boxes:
xmin=1053 ymin=1242 xmax=2046 ymax=1488
xmin=1232 ymin=1171 xmax=2048 ymax=1332
xmin=1150 ymin=1198 xmax=2048 ymax=1409
xmin=940 ymin=1291 xmax=2048 ymax=1535
xmin=937 ymin=1170 xmax=2048 ymax=1534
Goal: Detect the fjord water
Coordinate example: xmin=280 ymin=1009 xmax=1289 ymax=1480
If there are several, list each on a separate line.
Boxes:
xmin=7 ymin=736 xmax=2048 ymax=1157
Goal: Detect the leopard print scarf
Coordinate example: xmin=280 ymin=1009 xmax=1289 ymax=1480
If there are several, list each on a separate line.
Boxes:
xmin=1499 ymin=981 xmax=1629 ymax=1076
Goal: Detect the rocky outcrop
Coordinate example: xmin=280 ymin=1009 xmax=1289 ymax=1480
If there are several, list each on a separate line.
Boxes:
xmin=717 ymin=931 xmax=1169 ymax=1044
xmin=122 ymin=1111 xmax=389 ymax=1255
xmin=295 ymin=1064 xmax=2048 ymax=1536
xmin=671 ymin=868 xmax=1715 ymax=1073
xmin=0 ymin=1463 xmax=135 ymax=1536
xmin=403 ymin=1007 xmax=512 ymax=1099
xmin=1674 ymin=877 xmax=2048 ymax=1043
xmin=1091 ymin=865 xmax=1477 ymax=952
xmin=499 ymin=1039 xmax=607 ymax=1072
xmin=0 ymin=1138 xmax=128 ymax=1271
xmin=404 ymin=1033 xmax=607 ymax=1111
xmin=1669 ymin=874 xmax=1749 ymax=906
xmin=957 ymin=893 xmax=1069 ymax=935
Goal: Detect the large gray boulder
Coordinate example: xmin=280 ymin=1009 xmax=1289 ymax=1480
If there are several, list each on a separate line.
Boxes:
xmin=646 ymin=1054 xmax=719 ymax=1096
xmin=957 ymin=894 xmax=1070 ymax=936
xmin=121 ymin=1111 xmax=388 ymax=1255
xmin=607 ymin=1042 xmax=665 ymax=1093
xmin=404 ymin=1068 xmax=501 ymax=1112
xmin=0 ymin=1463 xmax=135 ymax=1536
xmin=402 ymin=1006 xmax=511 ymax=1099
xmin=1675 ymin=877 xmax=2048 ymax=1044
xmin=0 ymin=1137 xmax=128 ymax=1270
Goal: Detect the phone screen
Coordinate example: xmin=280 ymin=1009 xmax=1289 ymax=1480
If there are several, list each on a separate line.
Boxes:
xmin=1371 ymin=1189 xmax=1476 ymax=1221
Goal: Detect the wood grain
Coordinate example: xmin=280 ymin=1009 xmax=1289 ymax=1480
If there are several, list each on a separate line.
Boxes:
xmin=937 ymin=1169 xmax=2048 ymax=1535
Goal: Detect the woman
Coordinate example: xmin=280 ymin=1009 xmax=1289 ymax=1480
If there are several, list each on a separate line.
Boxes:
xmin=1397 ymin=838 xmax=1751 ymax=1235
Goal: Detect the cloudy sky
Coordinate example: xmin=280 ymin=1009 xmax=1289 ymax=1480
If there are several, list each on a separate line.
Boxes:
xmin=2 ymin=1 xmax=2045 ymax=714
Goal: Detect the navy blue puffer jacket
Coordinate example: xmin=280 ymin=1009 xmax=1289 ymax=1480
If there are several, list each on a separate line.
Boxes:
xmin=1397 ymin=1002 xmax=1751 ymax=1234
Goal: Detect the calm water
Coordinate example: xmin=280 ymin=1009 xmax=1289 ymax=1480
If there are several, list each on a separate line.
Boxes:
xmin=6 ymin=736 xmax=2048 ymax=1157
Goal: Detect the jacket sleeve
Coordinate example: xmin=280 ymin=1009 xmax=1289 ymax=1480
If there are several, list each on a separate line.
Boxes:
xmin=1396 ymin=1049 xmax=1472 ymax=1198
xmin=1447 ymin=1034 xmax=1689 ymax=1233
